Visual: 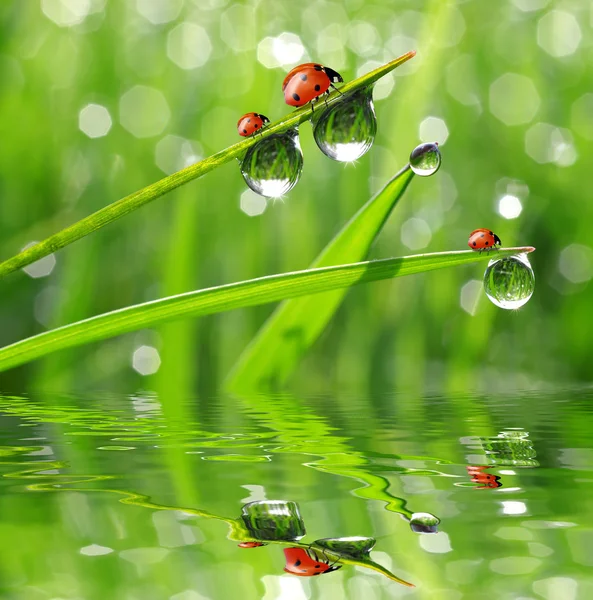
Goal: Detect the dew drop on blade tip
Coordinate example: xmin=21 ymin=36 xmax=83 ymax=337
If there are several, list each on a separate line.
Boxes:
xmin=484 ymin=254 xmax=535 ymax=310
xmin=409 ymin=142 xmax=441 ymax=176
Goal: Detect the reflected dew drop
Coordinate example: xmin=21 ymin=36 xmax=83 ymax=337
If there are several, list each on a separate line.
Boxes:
xmin=484 ymin=254 xmax=535 ymax=309
xmin=409 ymin=512 xmax=440 ymax=534
xmin=312 ymin=87 xmax=377 ymax=162
xmin=409 ymin=142 xmax=441 ymax=176
xmin=240 ymin=129 xmax=303 ymax=198
xmin=240 ymin=500 xmax=306 ymax=541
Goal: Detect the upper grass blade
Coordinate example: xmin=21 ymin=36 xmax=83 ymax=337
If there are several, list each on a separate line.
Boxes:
xmin=226 ymin=164 xmax=415 ymax=390
xmin=0 ymin=52 xmax=416 ymax=280
xmin=0 ymin=247 xmax=534 ymax=373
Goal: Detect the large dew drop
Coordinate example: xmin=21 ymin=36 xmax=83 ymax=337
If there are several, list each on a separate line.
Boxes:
xmin=484 ymin=254 xmax=535 ymax=309
xmin=312 ymin=87 xmax=377 ymax=162
xmin=240 ymin=129 xmax=303 ymax=198
xmin=240 ymin=500 xmax=306 ymax=541
xmin=409 ymin=142 xmax=441 ymax=176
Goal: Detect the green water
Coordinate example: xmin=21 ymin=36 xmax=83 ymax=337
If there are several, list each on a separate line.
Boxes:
xmin=0 ymin=390 xmax=591 ymax=599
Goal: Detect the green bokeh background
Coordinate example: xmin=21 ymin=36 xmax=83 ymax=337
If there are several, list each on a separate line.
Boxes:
xmin=0 ymin=0 xmax=591 ymax=393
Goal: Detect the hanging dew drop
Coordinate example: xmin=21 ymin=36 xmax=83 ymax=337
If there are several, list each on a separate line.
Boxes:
xmin=409 ymin=142 xmax=441 ymax=176
xmin=312 ymin=87 xmax=377 ymax=162
xmin=484 ymin=254 xmax=535 ymax=309
xmin=240 ymin=129 xmax=303 ymax=198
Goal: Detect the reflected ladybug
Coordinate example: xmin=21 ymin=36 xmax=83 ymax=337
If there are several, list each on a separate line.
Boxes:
xmin=237 ymin=112 xmax=270 ymax=137
xmin=468 ymin=229 xmax=501 ymax=251
xmin=282 ymin=63 xmax=343 ymax=109
xmin=238 ymin=541 xmax=267 ymax=548
xmin=467 ymin=465 xmax=502 ymax=489
xmin=283 ymin=547 xmax=342 ymax=577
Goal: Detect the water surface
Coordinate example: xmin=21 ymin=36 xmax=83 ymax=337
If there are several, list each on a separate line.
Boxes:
xmin=0 ymin=389 xmax=591 ymax=599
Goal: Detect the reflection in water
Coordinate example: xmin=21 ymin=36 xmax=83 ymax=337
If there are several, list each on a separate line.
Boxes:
xmin=283 ymin=547 xmax=342 ymax=576
xmin=1 ymin=390 xmax=588 ymax=599
xmin=235 ymin=500 xmax=411 ymax=584
xmin=408 ymin=512 xmax=441 ymax=533
xmin=314 ymin=536 xmax=376 ymax=559
xmin=241 ymin=500 xmax=306 ymax=541
xmin=467 ymin=465 xmax=502 ymax=489
xmin=463 ymin=428 xmax=539 ymax=468
xmin=0 ymin=441 xmax=414 ymax=587
xmin=482 ymin=429 xmax=540 ymax=467
xmin=238 ymin=541 xmax=267 ymax=548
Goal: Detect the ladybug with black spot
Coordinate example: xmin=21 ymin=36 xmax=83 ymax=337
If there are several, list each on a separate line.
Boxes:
xmin=283 ymin=547 xmax=341 ymax=577
xmin=468 ymin=229 xmax=501 ymax=251
xmin=237 ymin=112 xmax=270 ymax=137
xmin=282 ymin=63 xmax=343 ymax=109
xmin=467 ymin=465 xmax=502 ymax=489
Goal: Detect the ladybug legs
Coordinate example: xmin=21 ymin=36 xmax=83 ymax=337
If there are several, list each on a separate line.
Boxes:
xmin=310 ymin=547 xmax=343 ymax=572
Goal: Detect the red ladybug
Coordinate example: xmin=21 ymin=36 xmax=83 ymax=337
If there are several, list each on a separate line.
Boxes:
xmin=468 ymin=229 xmax=501 ymax=251
xmin=283 ymin=547 xmax=341 ymax=577
xmin=467 ymin=465 xmax=502 ymax=489
xmin=282 ymin=63 xmax=343 ymax=108
xmin=237 ymin=112 xmax=270 ymax=137
xmin=238 ymin=541 xmax=267 ymax=548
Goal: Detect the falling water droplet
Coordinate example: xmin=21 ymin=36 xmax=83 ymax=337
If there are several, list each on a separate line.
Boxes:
xmin=409 ymin=512 xmax=440 ymax=534
xmin=312 ymin=87 xmax=377 ymax=162
xmin=484 ymin=254 xmax=535 ymax=309
xmin=240 ymin=129 xmax=303 ymax=198
xmin=409 ymin=142 xmax=441 ymax=176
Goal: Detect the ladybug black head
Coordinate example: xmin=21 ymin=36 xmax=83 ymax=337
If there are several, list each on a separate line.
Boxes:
xmin=493 ymin=234 xmax=502 ymax=246
xmin=323 ymin=66 xmax=343 ymax=83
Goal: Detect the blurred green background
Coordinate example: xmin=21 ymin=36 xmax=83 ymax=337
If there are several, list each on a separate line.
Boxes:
xmin=0 ymin=0 xmax=591 ymax=393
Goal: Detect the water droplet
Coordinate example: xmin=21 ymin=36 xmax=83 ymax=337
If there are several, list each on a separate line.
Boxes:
xmin=314 ymin=536 xmax=376 ymax=559
xmin=409 ymin=512 xmax=440 ymax=534
xmin=484 ymin=254 xmax=535 ymax=309
xmin=312 ymin=87 xmax=377 ymax=162
xmin=240 ymin=129 xmax=303 ymax=198
xmin=240 ymin=500 xmax=306 ymax=541
xmin=409 ymin=142 xmax=441 ymax=176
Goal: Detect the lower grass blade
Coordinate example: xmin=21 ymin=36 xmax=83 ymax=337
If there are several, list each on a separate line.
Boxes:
xmin=0 ymin=248 xmax=534 ymax=373
xmin=225 ymin=165 xmax=414 ymax=391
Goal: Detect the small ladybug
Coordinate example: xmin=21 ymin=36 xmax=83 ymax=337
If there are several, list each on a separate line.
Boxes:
xmin=238 ymin=541 xmax=267 ymax=548
xmin=237 ymin=112 xmax=270 ymax=137
xmin=468 ymin=229 xmax=502 ymax=251
xmin=282 ymin=63 xmax=343 ymax=109
xmin=283 ymin=547 xmax=341 ymax=577
xmin=467 ymin=465 xmax=502 ymax=489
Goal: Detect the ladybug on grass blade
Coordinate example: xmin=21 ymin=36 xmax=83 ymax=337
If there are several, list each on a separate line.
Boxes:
xmin=238 ymin=541 xmax=267 ymax=548
xmin=282 ymin=63 xmax=343 ymax=109
xmin=237 ymin=112 xmax=270 ymax=137
xmin=468 ymin=229 xmax=501 ymax=251
xmin=283 ymin=547 xmax=341 ymax=577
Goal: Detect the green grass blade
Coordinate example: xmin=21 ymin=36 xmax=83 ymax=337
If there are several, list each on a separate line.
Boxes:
xmin=0 ymin=52 xmax=416 ymax=280
xmin=0 ymin=247 xmax=534 ymax=373
xmin=226 ymin=165 xmax=415 ymax=390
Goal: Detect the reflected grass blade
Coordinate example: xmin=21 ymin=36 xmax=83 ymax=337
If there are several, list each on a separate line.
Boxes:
xmin=0 ymin=52 xmax=416 ymax=280
xmin=226 ymin=165 xmax=415 ymax=391
xmin=0 ymin=247 xmax=534 ymax=373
